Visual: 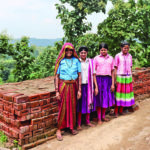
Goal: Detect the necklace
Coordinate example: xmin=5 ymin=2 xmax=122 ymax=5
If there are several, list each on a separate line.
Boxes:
xmin=65 ymin=58 xmax=73 ymax=68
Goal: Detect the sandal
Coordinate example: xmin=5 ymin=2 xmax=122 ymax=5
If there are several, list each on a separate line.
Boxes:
xmin=102 ymin=118 xmax=110 ymax=122
xmin=86 ymin=122 xmax=95 ymax=127
xmin=56 ymin=131 xmax=63 ymax=141
xmin=77 ymin=125 xmax=82 ymax=131
xmin=110 ymin=113 xmax=118 ymax=118
xmin=71 ymin=129 xmax=78 ymax=135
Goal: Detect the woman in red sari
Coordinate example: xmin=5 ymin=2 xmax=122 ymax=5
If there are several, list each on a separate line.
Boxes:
xmin=54 ymin=43 xmax=81 ymax=141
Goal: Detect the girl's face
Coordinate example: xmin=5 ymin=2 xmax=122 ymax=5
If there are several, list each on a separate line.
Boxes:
xmin=100 ymin=48 xmax=108 ymax=56
xmin=79 ymin=50 xmax=87 ymax=60
xmin=65 ymin=48 xmax=73 ymax=58
xmin=121 ymin=45 xmax=129 ymax=54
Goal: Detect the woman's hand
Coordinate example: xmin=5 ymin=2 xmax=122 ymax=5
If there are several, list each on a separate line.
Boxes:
xmin=77 ymin=90 xmax=81 ymax=100
xmin=94 ymin=87 xmax=98 ymax=96
xmin=56 ymin=91 xmax=61 ymax=101
xmin=111 ymin=85 xmax=115 ymax=92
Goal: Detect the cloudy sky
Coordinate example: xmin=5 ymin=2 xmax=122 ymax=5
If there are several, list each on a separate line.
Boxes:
xmin=0 ymin=0 xmax=113 ymax=39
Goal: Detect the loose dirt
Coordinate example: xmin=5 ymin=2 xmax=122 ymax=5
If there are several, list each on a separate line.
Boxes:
xmin=31 ymin=99 xmax=150 ymax=150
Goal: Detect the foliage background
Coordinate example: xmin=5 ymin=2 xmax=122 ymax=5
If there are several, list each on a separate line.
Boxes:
xmin=0 ymin=0 xmax=150 ymax=84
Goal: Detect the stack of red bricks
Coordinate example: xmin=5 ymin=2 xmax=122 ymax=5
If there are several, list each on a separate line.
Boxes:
xmin=0 ymin=68 xmax=150 ymax=147
xmin=133 ymin=67 xmax=150 ymax=101
xmin=0 ymin=77 xmax=58 ymax=146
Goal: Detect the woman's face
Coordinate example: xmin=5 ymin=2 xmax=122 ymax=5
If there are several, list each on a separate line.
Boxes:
xmin=100 ymin=48 xmax=108 ymax=56
xmin=65 ymin=48 xmax=73 ymax=58
xmin=79 ymin=50 xmax=87 ymax=60
xmin=121 ymin=45 xmax=129 ymax=54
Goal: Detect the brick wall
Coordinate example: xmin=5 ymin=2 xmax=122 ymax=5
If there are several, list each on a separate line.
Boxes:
xmin=0 ymin=68 xmax=150 ymax=147
xmin=133 ymin=67 xmax=150 ymax=101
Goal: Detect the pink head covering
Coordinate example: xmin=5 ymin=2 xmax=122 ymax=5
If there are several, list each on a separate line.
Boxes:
xmin=54 ymin=43 xmax=79 ymax=75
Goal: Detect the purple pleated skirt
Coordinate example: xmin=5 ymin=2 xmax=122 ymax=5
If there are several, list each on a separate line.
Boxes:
xmin=77 ymin=84 xmax=90 ymax=114
xmin=93 ymin=76 xmax=115 ymax=110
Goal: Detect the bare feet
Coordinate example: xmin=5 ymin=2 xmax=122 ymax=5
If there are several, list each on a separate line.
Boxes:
xmin=98 ymin=120 xmax=103 ymax=125
xmin=77 ymin=125 xmax=82 ymax=131
xmin=56 ymin=130 xmax=63 ymax=141
xmin=87 ymin=122 xmax=95 ymax=127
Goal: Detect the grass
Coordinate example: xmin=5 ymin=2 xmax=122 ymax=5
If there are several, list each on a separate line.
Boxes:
xmin=0 ymin=131 xmax=21 ymax=150
xmin=0 ymin=131 xmax=8 ymax=143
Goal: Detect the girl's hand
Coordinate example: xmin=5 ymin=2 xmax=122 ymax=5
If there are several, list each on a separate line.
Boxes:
xmin=56 ymin=92 xmax=61 ymax=101
xmin=111 ymin=85 xmax=115 ymax=92
xmin=94 ymin=87 xmax=98 ymax=96
xmin=77 ymin=91 xmax=81 ymax=100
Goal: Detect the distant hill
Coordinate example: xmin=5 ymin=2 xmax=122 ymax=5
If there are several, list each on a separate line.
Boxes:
xmin=29 ymin=38 xmax=62 ymax=47
xmin=12 ymin=38 xmax=62 ymax=47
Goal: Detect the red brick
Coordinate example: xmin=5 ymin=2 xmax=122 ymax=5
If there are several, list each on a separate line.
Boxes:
xmin=3 ymin=111 xmax=9 ymax=117
xmin=9 ymin=113 xmax=15 ymax=119
xmin=3 ymin=93 xmax=22 ymax=102
xmin=14 ymin=103 xmax=30 ymax=110
xmin=18 ymin=139 xmax=25 ymax=145
xmin=29 ymin=94 xmax=40 ymax=102
xmin=0 ymin=91 xmax=8 ymax=98
xmin=51 ymin=101 xmax=58 ymax=107
xmin=30 ymin=101 xmax=40 ymax=108
xmin=45 ymin=119 xmax=53 ymax=127
xmin=33 ymin=128 xmax=43 ymax=136
xmin=42 ymin=103 xmax=52 ymax=111
xmin=11 ymin=119 xmax=21 ymax=128
xmin=11 ymin=128 xmax=19 ymax=139
xmin=19 ymin=132 xmax=32 ymax=139
xmin=46 ymin=98 xmax=51 ymax=104
xmin=40 ymin=92 xmax=50 ymax=99
xmin=31 ymin=118 xmax=43 ymax=125
xmin=50 ymin=91 xmax=56 ymax=97
xmin=0 ymin=104 xmax=3 ymax=110
xmin=15 ymin=109 xmax=30 ymax=116
xmin=39 ymin=99 xmax=47 ymax=106
xmin=38 ymin=122 xmax=45 ymax=129
xmin=14 ymin=95 xmax=29 ymax=103
xmin=50 ymin=96 xmax=57 ymax=103
xmin=20 ymin=125 xmax=30 ymax=133
xmin=43 ymin=114 xmax=54 ymax=122
xmin=147 ymin=86 xmax=150 ymax=91
xmin=30 ymin=124 xmax=38 ymax=131
xmin=30 ymin=106 xmax=41 ymax=114
xmin=44 ymin=126 xmax=51 ymax=132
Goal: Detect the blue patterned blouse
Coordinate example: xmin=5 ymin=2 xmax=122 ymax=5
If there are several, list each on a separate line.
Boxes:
xmin=57 ymin=57 xmax=81 ymax=80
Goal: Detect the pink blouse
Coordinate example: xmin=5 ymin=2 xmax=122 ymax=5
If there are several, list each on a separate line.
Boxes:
xmin=114 ymin=52 xmax=132 ymax=75
xmin=93 ymin=54 xmax=114 ymax=76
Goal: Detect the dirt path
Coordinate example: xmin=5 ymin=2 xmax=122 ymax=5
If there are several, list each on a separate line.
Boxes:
xmin=31 ymin=99 xmax=150 ymax=150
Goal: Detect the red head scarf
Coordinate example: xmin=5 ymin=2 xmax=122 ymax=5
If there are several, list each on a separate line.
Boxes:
xmin=54 ymin=43 xmax=79 ymax=75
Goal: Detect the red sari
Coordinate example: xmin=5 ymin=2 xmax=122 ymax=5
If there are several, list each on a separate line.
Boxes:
xmin=57 ymin=80 xmax=78 ymax=130
xmin=54 ymin=43 xmax=80 ymax=130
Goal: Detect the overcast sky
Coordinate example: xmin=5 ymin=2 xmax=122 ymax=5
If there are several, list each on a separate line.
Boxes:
xmin=0 ymin=0 xmax=113 ymax=39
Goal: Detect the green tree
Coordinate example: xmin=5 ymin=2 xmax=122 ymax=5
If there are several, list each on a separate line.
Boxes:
xmin=12 ymin=37 xmax=35 ymax=81
xmin=30 ymin=46 xmax=58 ymax=79
xmin=0 ymin=32 xmax=14 ymax=55
xmin=76 ymin=33 xmax=100 ymax=58
xmin=55 ymin=0 xmax=109 ymax=45
xmin=98 ymin=0 xmax=137 ymax=55
xmin=97 ymin=0 xmax=150 ymax=64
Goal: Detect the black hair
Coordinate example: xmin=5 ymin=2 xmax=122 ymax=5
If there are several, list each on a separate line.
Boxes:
xmin=99 ymin=42 xmax=108 ymax=50
xmin=79 ymin=46 xmax=88 ymax=53
xmin=121 ymin=42 xmax=130 ymax=48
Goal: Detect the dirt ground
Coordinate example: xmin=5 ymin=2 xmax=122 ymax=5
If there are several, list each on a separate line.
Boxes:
xmin=31 ymin=99 xmax=150 ymax=150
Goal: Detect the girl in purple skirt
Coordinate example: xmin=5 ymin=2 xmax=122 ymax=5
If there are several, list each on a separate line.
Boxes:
xmin=93 ymin=43 xmax=115 ymax=125
xmin=77 ymin=46 xmax=95 ymax=130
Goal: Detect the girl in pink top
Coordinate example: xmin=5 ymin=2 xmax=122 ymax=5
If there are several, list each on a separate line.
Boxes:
xmin=114 ymin=42 xmax=135 ymax=117
xmin=93 ymin=43 xmax=115 ymax=125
